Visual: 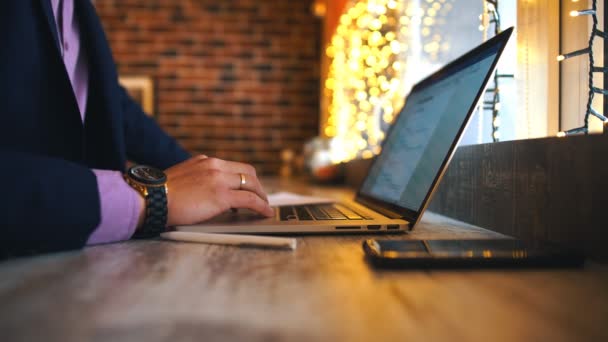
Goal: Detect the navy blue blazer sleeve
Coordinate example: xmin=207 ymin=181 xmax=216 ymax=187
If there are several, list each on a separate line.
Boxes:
xmin=0 ymin=0 xmax=190 ymax=258
xmin=0 ymin=149 xmax=101 ymax=258
xmin=120 ymin=86 xmax=191 ymax=169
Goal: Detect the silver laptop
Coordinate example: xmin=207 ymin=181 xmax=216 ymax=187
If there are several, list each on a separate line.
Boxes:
xmin=177 ymin=28 xmax=513 ymax=235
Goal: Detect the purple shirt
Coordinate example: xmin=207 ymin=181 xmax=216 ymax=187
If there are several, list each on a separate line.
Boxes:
xmin=51 ymin=0 xmax=141 ymax=244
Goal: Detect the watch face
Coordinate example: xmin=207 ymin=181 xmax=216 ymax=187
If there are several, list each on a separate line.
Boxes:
xmin=129 ymin=165 xmax=167 ymax=185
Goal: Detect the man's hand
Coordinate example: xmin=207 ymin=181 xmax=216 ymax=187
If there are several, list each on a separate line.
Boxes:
xmin=162 ymin=155 xmax=274 ymax=226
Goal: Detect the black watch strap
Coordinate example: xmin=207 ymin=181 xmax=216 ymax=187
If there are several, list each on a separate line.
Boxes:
xmin=132 ymin=185 xmax=168 ymax=239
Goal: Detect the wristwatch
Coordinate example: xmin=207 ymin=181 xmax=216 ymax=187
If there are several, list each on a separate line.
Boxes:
xmin=124 ymin=165 xmax=168 ymax=238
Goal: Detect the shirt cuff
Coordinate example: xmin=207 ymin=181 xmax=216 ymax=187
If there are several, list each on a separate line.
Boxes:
xmin=86 ymin=169 xmax=142 ymax=245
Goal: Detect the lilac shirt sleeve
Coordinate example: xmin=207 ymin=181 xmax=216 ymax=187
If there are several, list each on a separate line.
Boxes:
xmin=86 ymin=170 xmax=142 ymax=245
xmin=51 ymin=0 xmax=142 ymax=245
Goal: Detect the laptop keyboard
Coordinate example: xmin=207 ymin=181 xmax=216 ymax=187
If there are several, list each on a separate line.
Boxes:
xmin=279 ymin=204 xmax=371 ymax=221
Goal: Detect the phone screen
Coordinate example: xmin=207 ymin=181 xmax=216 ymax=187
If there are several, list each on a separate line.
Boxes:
xmin=375 ymin=239 xmax=530 ymax=255
xmin=364 ymin=239 xmax=584 ymax=268
xmin=426 ymin=239 xmax=530 ymax=257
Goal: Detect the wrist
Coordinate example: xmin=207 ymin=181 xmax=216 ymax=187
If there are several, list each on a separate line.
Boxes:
xmin=123 ymin=165 xmax=169 ymax=238
xmin=136 ymin=194 xmax=146 ymax=229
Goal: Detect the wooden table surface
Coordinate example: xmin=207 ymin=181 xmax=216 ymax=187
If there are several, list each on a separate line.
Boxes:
xmin=1 ymin=178 xmax=607 ymax=342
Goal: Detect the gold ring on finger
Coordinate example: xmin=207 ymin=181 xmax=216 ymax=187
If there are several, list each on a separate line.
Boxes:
xmin=239 ymin=173 xmax=247 ymax=190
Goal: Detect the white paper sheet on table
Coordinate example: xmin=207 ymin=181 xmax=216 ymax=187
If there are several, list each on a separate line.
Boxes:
xmin=267 ymin=192 xmax=334 ymax=207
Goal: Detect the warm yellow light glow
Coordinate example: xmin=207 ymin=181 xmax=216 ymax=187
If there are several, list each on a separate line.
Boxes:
xmin=368 ymin=30 xmax=383 ymax=46
xmin=356 ymin=120 xmax=367 ymax=131
xmin=390 ymin=40 xmax=401 ymax=54
xmin=369 ymin=87 xmax=380 ymax=97
xmin=312 ymin=1 xmax=327 ymax=17
xmin=356 ymin=90 xmax=367 ymax=101
xmin=557 ymin=131 xmax=566 ymax=138
xmin=362 ymin=150 xmax=374 ymax=159
xmin=370 ymin=18 xmax=383 ymax=30
xmin=323 ymin=0 xmax=450 ymax=163
xmin=557 ymin=55 xmax=565 ymax=61
xmin=570 ymin=9 xmax=596 ymax=17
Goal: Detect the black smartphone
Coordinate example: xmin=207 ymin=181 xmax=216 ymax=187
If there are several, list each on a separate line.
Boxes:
xmin=363 ymin=239 xmax=585 ymax=269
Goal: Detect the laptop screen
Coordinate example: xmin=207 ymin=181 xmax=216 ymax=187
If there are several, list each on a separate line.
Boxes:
xmin=359 ymin=37 xmax=505 ymax=214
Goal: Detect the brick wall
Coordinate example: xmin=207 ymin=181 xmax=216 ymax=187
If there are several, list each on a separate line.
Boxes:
xmin=95 ymin=0 xmax=321 ymax=175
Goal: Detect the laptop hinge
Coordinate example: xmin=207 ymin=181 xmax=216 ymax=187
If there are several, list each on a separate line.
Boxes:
xmin=355 ymin=196 xmax=407 ymax=220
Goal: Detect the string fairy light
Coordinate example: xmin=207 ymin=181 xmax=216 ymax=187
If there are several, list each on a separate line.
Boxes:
xmin=557 ymin=0 xmax=608 ymax=137
xmin=478 ymin=0 xmax=513 ymax=142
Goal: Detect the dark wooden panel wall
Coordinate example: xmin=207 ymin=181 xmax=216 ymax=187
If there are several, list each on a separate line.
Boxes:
xmin=428 ymin=134 xmax=608 ymax=262
xmin=345 ymin=134 xmax=608 ymax=262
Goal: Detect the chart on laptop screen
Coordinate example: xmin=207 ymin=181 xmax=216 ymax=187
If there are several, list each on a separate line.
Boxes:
xmin=360 ymin=51 xmax=497 ymax=211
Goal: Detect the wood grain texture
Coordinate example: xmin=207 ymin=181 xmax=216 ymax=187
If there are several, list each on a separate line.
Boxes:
xmin=1 ymin=180 xmax=607 ymax=342
xmin=344 ymin=134 xmax=608 ymax=263
xmin=428 ymin=134 xmax=608 ymax=262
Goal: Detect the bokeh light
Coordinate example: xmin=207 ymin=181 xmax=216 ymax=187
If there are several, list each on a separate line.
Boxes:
xmin=323 ymin=0 xmax=453 ymax=163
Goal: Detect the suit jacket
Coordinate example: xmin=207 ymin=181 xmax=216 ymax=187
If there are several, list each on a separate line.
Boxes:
xmin=0 ymin=0 xmax=190 ymax=257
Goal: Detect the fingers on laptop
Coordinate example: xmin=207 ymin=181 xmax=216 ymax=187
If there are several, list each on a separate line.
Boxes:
xmin=228 ymin=190 xmax=275 ymax=217
xmin=177 ymin=155 xmax=270 ymax=206
xmin=196 ymin=157 xmax=269 ymax=202
xmin=222 ymin=171 xmax=269 ymax=204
